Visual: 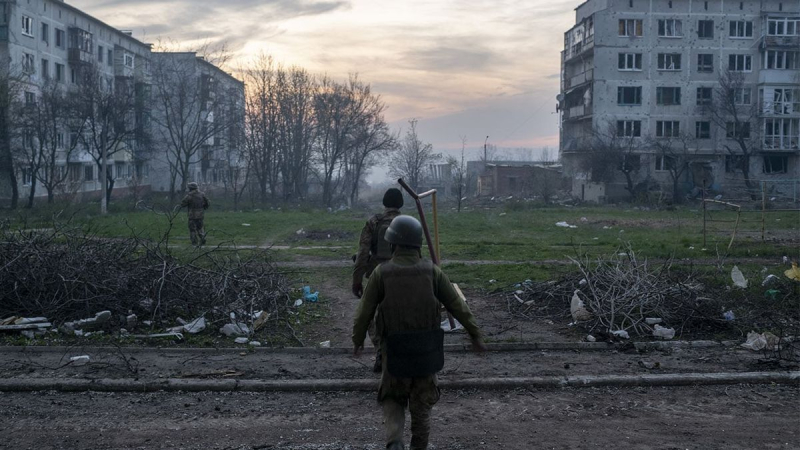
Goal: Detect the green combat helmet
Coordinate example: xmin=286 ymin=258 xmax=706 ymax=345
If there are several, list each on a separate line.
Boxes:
xmin=187 ymin=182 xmax=198 ymax=190
xmin=384 ymin=215 xmax=423 ymax=248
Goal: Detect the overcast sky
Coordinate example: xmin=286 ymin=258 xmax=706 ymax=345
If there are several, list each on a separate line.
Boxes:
xmin=73 ymin=0 xmax=577 ymax=171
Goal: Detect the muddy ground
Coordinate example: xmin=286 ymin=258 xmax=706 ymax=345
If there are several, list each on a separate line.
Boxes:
xmin=2 ymin=384 xmax=797 ymax=449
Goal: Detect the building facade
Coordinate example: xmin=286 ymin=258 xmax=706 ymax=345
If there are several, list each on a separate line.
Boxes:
xmin=148 ymin=52 xmax=245 ymax=195
xmin=560 ymin=0 xmax=800 ymax=202
xmin=0 ymin=0 xmax=243 ymax=204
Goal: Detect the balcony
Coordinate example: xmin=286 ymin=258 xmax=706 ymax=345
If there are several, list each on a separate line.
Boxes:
xmin=761 ymin=101 xmax=800 ymax=117
xmin=763 ymin=137 xmax=800 ymax=151
xmin=68 ymin=48 xmax=93 ymax=65
xmin=563 ymin=69 xmax=593 ymax=92
xmin=761 ymin=35 xmax=800 ymax=49
xmin=564 ymin=35 xmax=594 ymax=63
xmin=563 ymin=104 xmax=592 ymax=121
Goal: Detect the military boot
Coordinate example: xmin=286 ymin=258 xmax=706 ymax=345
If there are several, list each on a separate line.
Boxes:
xmin=387 ymin=440 xmax=404 ymax=450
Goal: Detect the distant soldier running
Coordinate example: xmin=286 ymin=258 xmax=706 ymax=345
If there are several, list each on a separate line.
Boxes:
xmin=180 ymin=182 xmax=209 ymax=246
xmin=352 ymin=188 xmax=404 ymax=372
xmin=352 ymin=215 xmax=486 ymax=450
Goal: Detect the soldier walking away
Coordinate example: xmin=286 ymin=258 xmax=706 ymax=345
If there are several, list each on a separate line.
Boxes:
xmin=180 ymin=182 xmax=209 ymax=246
xmin=352 ymin=215 xmax=486 ymax=450
xmin=352 ymin=188 xmax=404 ymax=372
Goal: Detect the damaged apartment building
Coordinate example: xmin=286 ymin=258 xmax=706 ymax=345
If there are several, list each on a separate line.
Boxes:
xmin=559 ymin=0 xmax=799 ymax=202
xmin=0 ymin=0 xmax=244 ymax=203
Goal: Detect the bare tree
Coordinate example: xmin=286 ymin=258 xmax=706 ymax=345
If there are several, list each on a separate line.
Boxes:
xmin=649 ymin=133 xmax=695 ymax=204
xmin=0 ymin=67 xmax=24 ymax=209
xmin=74 ymin=66 xmax=141 ymax=214
xmin=242 ymin=54 xmax=281 ymax=203
xmin=702 ymin=69 xmax=760 ymax=195
xmin=19 ymin=80 xmax=83 ymax=205
xmin=584 ymin=121 xmax=643 ymax=202
xmin=150 ymin=44 xmax=235 ymax=201
xmin=276 ymin=66 xmax=316 ymax=201
xmin=447 ymin=136 xmax=468 ymax=212
xmin=389 ymin=119 xmax=441 ymax=191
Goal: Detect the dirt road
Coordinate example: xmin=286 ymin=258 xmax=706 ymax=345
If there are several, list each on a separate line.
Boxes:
xmin=2 ymin=384 xmax=797 ymax=449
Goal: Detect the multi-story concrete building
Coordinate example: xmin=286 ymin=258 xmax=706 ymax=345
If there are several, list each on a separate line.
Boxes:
xmin=0 ymin=0 xmax=153 ymax=201
xmin=148 ymin=52 xmax=245 ymax=195
xmin=559 ymin=0 xmax=800 ymax=202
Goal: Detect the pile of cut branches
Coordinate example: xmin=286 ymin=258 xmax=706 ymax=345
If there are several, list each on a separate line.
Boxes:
xmin=0 ymin=217 xmax=289 ymax=332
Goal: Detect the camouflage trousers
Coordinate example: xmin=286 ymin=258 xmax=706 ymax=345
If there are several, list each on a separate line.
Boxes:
xmin=380 ymin=374 xmax=440 ymax=450
xmin=188 ymin=218 xmax=206 ymax=245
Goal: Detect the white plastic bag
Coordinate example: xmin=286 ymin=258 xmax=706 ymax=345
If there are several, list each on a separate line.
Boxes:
xmin=570 ymin=290 xmax=591 ymax=321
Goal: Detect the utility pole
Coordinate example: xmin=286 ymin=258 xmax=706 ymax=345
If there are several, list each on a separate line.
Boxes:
xmin=484 ymin=135 xmax=489 ymax=163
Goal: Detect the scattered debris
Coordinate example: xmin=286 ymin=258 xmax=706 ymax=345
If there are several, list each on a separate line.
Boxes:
xmin=293 ymin=299 xmax=303 ymax=307
xmin=652 ymin=325 xmax=675 ymax=340
xmin=555 ymin=221 xmax=577 ymax=229
xmin=234 ymin=337 xmax=249 ymax=344
xmin=70 ymin=355 xmax=90 ymax=366
xmin=61 ymin=310 xmax=111 ymax=335
xmin=253 ymin=311 xmax=270 ymax=331
xmin=723 ymin=310 xmax=735 ymax=321
xmin=130 ymin=332 xmax=184 ymax=340
xmin=645 ymin=318 xmax=662 ymax=325
xmin=319 ymin=340 xmax=331 ymax=348
xmin=786 ymin=263 xmax=800 ymax=281
xmin=220 ymin=323 xmax=250 ymax=337
xmin=303 ymin=286 xmax=319 ymax=302
xmin=570 ymin=290 xmax=592 ymax=322
xmin=741 ymin=331 xmax=780 ymax=352
xmin=762 ymin=275 xmax=779 ymax=286
xmin=638 ymin=360 xmax=661 ymax=370
xmin=183 ymin=317 xmax=206 ymax=334
xmin=249 ymin=341 xmax=262 ymax=347
xmin=242 ymin=223 xmax=251 ymax=227
xmin=611 ymin=330 xmax=630 ymax=340
xmin=585 ymin=335 xmax=596 ymax=342
xmin=731 ymin=265 xmax=748 ymax=288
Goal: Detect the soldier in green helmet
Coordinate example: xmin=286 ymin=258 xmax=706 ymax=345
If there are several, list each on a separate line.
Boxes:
xmin=352 ymin=215 xmax=486 ymax=450
xmin=180 ymin=182 xmax=209 ymax=246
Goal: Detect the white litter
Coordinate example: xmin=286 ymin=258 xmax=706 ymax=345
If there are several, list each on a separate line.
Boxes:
xmin=70 ymin=355 xmax=90 ymax=366
xmin=555 ymin=221 xmax=577 ymax=229
xmin=220 ymin=323 xmax=250 ymax=337
xmin=488 ymin=279 xmax=497 ymax=284
xmin=499 ymin=213 xmax=507 ymax=217
xmin=731 ymin=265 xmax=748 ymax=288
xmin=611 ymin=330 xmax=630 ymax=339
xmin=296 ymin=228 xmax=305 ymax=235
xmin=293 ymin=299 xmax=303 ymax=307
xmin=580 ymin=217 xmax=588 ymax=222
xmin=249 ymin=341 xmax=262 ymax=347
xmin=570 ymin=290 xmax=592 ymax=321
xmin=441 ymin=318 xmax=463 ymax=332
xmin=652 ymin=325 xmax=675 ymax=340
xmin=585 ymin=335 xmax=596 ymax=342
xmin=234 ymin=337 xmax=249 ymax=344
xmin=645 ymin=318 xmax=663 ymax=325
xmin=183 ymin=317 xmax=206 ymax=334
xmin=319 ymin=340 xmax=331 ymax=348
xmin=242 ymin=223 xmax=251 ymax=227
xmin=741 ymin=331 xmax=768 ymax=351
xmin=762 ymin=275 xmax=779 ymax=286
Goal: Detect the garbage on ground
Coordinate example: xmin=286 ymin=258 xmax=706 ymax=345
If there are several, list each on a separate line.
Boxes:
xmin=731 ymin=265 xmax=748 ymax=288
xmin=765 ymin=289 xmax=780 ymax=300
xmin=61 ymin=310 xmax=111 ymax=334
xmin=183 ymin=317 xmax=206 ymax=334
xmin=570 ymin=290 xmax=592 ymax=321
xmin=21 ymin=330 xmax=35 ymax=339
xmin=241 ymin=223 xmax=251 ymax=227
xmin=611 ymin=330 xmax=630 ymax=339
xmin=580 ymin=217 xmax=588 ymax=222
xmin=253 ymin=311 xmax=270 ymax=331
xmin=293 ymin=299 xmax=303 ymax=307
xmin=741 ymin=331 xmax=780 ymax=351
xmin=762 ymin=275 xmax=779 ymax=286
xmin=499 ymin=213 xmax=507 ymax=217
xmin=638 ymin=360 xmax=661 ymax=370
xmin=220 ymin=323 xmax=250 ymax=337
xmin=303 ymin=286 xmax=319 ymax=302
xmin=234 ymin=337 xmax=249 ymax=344
xmin=126 ymin=314 xmax=138 ymax=329
xmin=585 ymin=335 xmax=596 ymax=342
xmin=723 ymin=310 xmax=735 ymax=321
xmin=249 ymin=341 xmax=262 ymax=347
xmin=645 ymin=318 xmax=662 ymax=325
xmin=785 ymin=262 xmax=800 ymax=281
xmin=579 ymin=279 xmax=587 ymax=286
xmin=441 ymin=318 xmax=463 ymax=332
xmin=130 ymin=332 xmax=184 ymax=340
xmin=70 ymin=355 xmax=90 ymax=366
xmin=296 ymin=228 xmax=305 ymax=235
xmin=319 ymin=340 xmax=331 ymax=348
xmin=652 ymin=325 xmax=675 ymax=340
xmin=489 ymin=279 xmax=497 ymax=284
xmin=0 ymin=316 xmax=52 ymax=332
xmin=555 ymin=221 xmax=577 ymax=229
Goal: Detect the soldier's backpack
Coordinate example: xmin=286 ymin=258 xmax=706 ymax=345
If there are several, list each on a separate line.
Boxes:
xmin=371 ymin=214 xmax=394 ymax=260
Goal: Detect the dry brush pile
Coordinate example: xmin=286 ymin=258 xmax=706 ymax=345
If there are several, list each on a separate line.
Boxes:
xmin=0 ymin=219 xmax=290 ymax=334
xmin=510 ymin=249 xmax=800 ymax=352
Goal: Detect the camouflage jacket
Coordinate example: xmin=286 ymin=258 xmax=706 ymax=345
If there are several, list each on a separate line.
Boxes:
xmin=352 ymin=207 xmax=401 ymax=285
xmin=180 ymin=190 xmax=209 ymax=220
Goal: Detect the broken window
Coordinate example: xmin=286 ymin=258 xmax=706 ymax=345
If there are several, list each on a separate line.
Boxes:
xmin=726 ymin=122 xmax=751 ymax=139
xmin=697 ymin=54 xmax=714 ymax=73
xmin=619 ymin=19 xmax=643 ymax=37
xmin=729 ymin=20 xmax=753 ymax=37
xmin=764 ymin=118 xmax=800 ymax=149
xmin=21 ymin=15 xmax=33 ymax=37
xmin=657 ymin=53 xmax=682 ymax=70
xmin=616 ymin=120 xmax=642 ymax=137
xmin=768 ymin=88 xmax=799 ymax=115
xmin=617 ymin=86 xmax=642 ymax=105
xmin=697 ymin=87 xmax=713 ymax=106
xmin=658 ymin=19 xmax=683 ymax=37
xmin=21 ymin=53 xmax=35 ymax=74
xmin=656 ymin=87 xmax=681 ymax=105
xmin=696 ymin=121 xmax=711 ymax=139
xmin=698 ymin=20 xmax=714 ymax=38
xmin=618 ymin=53 xmax=642 ymax=70
xmin=728 ymin=54 xmax=752 ymax=72
xmin=656 ymin=121 xmax=681 ymax=138
xmin=763 ymin=155 xmax=788 ymax=174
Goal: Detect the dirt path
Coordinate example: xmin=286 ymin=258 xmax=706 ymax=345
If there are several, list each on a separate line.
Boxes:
xmin=2 ymin=384 xmax=797 ymax=449
xmin=274 ymin=257 xmax=792 ymax=268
